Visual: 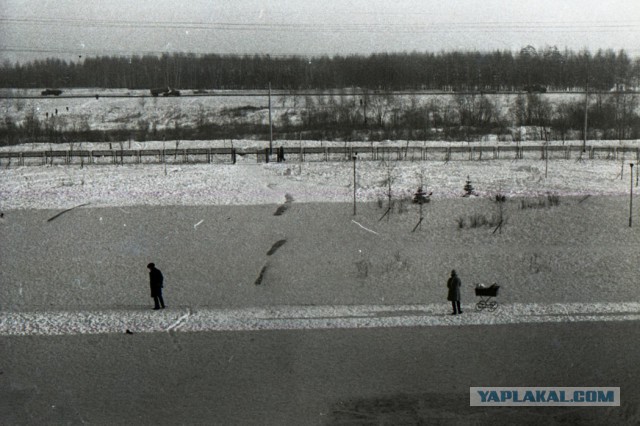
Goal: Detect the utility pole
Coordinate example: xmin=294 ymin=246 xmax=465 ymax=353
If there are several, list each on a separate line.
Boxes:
xmin=268 ymin=82 xmax=273 ymax=155
xmin=583 ymin=60 xmax=589 ymax=152
xmin=353 ymin=153 xmax=357 ymax=215
xmin=630 ymin=163 xmax=634 ymax=227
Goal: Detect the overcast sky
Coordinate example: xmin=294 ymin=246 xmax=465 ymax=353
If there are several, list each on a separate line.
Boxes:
xmin=1 ymin=0 xmax=639 ymax=64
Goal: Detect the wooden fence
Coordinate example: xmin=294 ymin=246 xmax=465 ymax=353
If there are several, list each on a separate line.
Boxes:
xmin=0 ymin=144 xmax=638 ymax=167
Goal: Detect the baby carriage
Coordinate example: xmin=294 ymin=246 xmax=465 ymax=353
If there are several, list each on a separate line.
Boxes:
xmin=475 ymin=283 xmax=500 ymax=312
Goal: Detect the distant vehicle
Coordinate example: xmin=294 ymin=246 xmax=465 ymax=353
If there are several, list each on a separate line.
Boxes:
xmin=41 ymin=89 xmax=63 ymax=96
xmin=524 ymin=85 xmax=547 ymax=93
xmin=150 ymin=87 xmax=180 ymax=96
xmin=150 ymin=87 xmax=170 ymax=97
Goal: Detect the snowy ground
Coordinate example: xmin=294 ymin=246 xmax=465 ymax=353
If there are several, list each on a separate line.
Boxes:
xmin=1 ymin=142 xmax=640 ymax=327
xmin=1 ymin=158 xmax=640 ymax=323
xmin=0 ymin=155 xmax=637 ymax=210
xmin=2 ymin=140 xmax=640 ymax=424
xmin=0 ymin=88 xmax=594 ymax=133
xmin=4 ymin=302 xmax=640 ymax=336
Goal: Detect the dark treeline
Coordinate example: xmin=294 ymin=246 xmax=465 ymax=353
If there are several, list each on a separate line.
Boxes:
xmin=1 ymin=46 xmax=639 ymax=91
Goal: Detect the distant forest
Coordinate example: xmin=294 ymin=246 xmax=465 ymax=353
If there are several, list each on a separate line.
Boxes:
xmin=1 ymin=46 xmax=638 ymax=91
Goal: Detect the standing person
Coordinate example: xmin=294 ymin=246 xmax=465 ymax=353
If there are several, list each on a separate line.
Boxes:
xmin=447 ymin=270 xmax=462 ymax=315
xmin=147 ymin=263 xmax=165 ymax=310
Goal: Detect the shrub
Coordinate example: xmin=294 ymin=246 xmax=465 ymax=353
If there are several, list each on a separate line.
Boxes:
xmin=520 ymin=194 xmax=561 ymax=209
xmin=355 ymin=260 xmax=370 ymax=278
xmin=457 ymin=213 xmax=502 ymax=229
xmin=547 ymin=193 xmax=560 ymax=206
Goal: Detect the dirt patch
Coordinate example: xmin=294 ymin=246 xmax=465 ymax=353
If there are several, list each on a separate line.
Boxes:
xmin=254 ymin=264 xmax=268 ymax=286
xmin=274 ymin=193 xmax=294 ymax=216
xmin=266 ymin=239 xmax=287 ymax=256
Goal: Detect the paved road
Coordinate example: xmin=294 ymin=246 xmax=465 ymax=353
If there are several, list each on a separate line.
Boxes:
xmin=2 ymin=319 xmax=639 ymax=425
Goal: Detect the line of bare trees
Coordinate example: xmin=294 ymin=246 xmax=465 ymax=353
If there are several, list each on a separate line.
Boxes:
xmin=2 ymin=92 xmax=638 ymax=145
xmin=1 ymin=46 xmax=638 ymax=91
xmin=291 ymin=92 xmax=640 ymax=142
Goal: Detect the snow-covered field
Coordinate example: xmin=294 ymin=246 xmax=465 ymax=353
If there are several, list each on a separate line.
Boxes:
xmin=4 ymin=302 xmax=640 ymax=336
xmin=1 ymin=148 xmax=640 ymax=328
xmin=0 ymin=87 xmax=600 ymax=133
xmin=4 ymin=86 xmax=637 ymax=330
xmin=2 ymin=139 xmax=640 ymax=424
xmin=0 ymin=152 xmax=637 ymax=210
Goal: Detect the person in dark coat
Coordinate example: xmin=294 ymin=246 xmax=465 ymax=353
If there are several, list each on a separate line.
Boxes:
xmin=147 ymin=263 xmax=165 ymax=310
xmin=447 ymin=270 xmax=463 ymax=315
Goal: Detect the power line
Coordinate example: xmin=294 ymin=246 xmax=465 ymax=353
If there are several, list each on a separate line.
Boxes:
xmin=0 ymin=46 xmax=307 ymax=58
xmin=1 ymin=16 xmax=639 ymax=34
xmin=2 ymin=45 xmax=640 ymax=60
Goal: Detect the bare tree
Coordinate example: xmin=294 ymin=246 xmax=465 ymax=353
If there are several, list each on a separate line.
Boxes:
xmin=379 ymin=160 xmax=396 ymax=222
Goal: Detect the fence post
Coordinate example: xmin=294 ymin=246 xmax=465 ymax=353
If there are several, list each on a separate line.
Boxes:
xmin=232 ymin=148 xmax=236 ymax=164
